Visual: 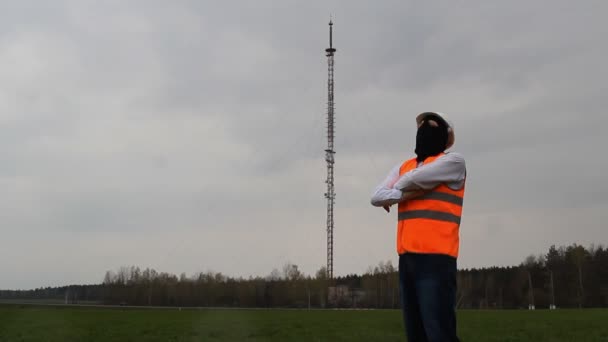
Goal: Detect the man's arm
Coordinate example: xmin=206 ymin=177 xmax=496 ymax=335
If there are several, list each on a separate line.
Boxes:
xmin=393 ymin=153 xmax=466 ymax=192
xmin=370 ymin=164 xmax=403 ymax=207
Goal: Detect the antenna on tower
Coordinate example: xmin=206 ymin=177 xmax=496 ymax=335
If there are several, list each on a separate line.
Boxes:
xmin=324 ymin=19 xmax=336 ymax=280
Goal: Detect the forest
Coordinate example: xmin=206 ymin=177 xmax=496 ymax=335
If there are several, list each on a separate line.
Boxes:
xmin=2 ymin=244 xmax=607 ymax=309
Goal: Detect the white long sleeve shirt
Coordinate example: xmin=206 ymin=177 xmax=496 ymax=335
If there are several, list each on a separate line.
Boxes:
xmin=370 ymin=152 xmax=466 ymax=207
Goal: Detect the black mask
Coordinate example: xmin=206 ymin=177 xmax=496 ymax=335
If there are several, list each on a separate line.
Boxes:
xmin=415 ymin=118 xmax=448 ymax=162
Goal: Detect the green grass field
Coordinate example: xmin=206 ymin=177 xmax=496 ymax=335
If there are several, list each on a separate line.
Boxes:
xmin=1 ymin=305 xmax=607 ymax=341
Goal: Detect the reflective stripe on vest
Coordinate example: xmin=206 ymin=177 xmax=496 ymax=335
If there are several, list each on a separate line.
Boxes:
xmin=396 ymin=153 xmax=465 ymax=258
xmin=398 ymin=209 xmax=461 ymax=224
xmin=414 ymin=191 xmax=463 ymax=206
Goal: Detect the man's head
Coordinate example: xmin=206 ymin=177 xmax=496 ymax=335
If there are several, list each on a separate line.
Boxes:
xmin=414 ymin=112 xmax=455 ymax=162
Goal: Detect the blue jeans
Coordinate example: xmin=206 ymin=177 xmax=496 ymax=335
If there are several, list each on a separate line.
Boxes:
xmin=399 ymin=253 xmax=459 ymax=342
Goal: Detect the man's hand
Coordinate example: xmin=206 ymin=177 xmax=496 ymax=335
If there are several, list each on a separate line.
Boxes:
xmin=381 ymin=190 xmax=425 ymax=213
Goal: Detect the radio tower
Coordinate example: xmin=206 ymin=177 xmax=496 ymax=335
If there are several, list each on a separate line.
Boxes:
xmin=324 ymin=19 xmax=336 ymax=279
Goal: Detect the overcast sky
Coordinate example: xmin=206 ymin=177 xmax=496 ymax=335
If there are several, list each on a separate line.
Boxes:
xmin=1 ymin=1 xmax=606 ymax=289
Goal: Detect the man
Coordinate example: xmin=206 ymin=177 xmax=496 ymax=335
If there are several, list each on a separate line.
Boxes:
xmin=371 ymin=112 xmax=466 ymax=342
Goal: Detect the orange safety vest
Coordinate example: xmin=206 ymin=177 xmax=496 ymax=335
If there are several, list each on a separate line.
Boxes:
xmin=397 ymin=153 xmax=465 ymax=258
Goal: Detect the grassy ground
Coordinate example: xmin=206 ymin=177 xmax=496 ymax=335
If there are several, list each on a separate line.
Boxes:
xmin=0 ymin=305 xmax=607 ymax=341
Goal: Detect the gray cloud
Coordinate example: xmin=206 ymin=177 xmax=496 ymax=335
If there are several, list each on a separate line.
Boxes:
xmin=1 ymin=1 xmax=607 ymax=289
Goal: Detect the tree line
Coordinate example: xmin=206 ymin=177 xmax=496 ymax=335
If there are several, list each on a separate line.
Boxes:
xmin=1 ymin=244 xmax=607 ymax=309
xmin=455 ymin=244 xmax=608 ymax=309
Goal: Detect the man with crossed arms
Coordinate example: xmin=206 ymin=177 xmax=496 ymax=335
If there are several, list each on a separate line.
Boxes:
xmin=371 ymin=112 xmax=466 ymax=342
